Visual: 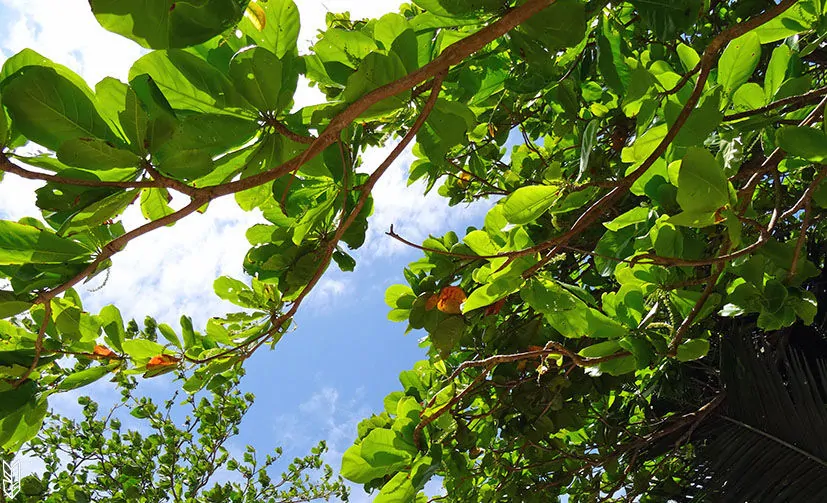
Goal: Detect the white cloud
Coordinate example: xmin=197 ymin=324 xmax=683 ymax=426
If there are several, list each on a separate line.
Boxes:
xmin=356 ymin=144 xmax=493 ymax=259
xmin=0 ymin=0 xmax=144 ymax=84
xmin=275 ymin=385 xmax=374 ymax=502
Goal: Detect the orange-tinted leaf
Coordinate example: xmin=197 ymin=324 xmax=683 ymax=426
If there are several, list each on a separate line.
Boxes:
xmin=425 ymin=294 xmax=439 ymax=311
xmin=146 ymin=354 xmax=180 ymax=370
xmin=93 ymin=345 xmax=116 ymax=359
xmin=485 ymin=298 xmax=506 ymax=316
xmin=437 ymin=286 xmax=466 ymax=314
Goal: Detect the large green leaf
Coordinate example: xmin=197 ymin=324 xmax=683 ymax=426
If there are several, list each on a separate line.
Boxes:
xmin=0 ymin=48 xmax=95 ymax=101
xmin=0 ymin=397 xmax=47 ymax=453
xmin=89 ymin=0 xmax=248 ymax=49
xmin=122 ymin=339 xmax=168 ymax=365
xmin=676 ymin=148 xmax=729 ymax=213
xmin=341 ymin=445 xmax=390 ymax=484
xmin=238 ymin=0 xmax=300 ymax=59
xmin=56 ymin=138 xmax=141 ymax=170
xmin=229 ymin=47 xmax=296 ymax=114
xmin=522 ymin=276 xmax=628 ymax=339
xmin=630 ymin=0 xmax=701 ymax=40
xmin=360 ymin=428 xmax=416 ymax=467
xmin=412 ymin=0 xmax=502 ymax=18
xmin=341 ymin=52 xmax=409 ymax=118
xmin=129 ymin=50 xmax=251 ymax=114
xmin=57 ymin=362 xmax=119 ymax=392
xmin=776 ymin=126 xmax=827 ymax=163
xmin=375 ymin=471 xmax=417 ymax=503
xmin=518 ymin=0 xmax=586 ymax=51
xmin=154 ymin=113 xmax=258 ymax=179
xmin=502 ymin=185 xmax=558 ymax=225
xmin=0 ymin=220 xmax=93 ymax=265
xmin=1 ymin=66 xmax=117 ymax=151
xmin=717 ymin=32 xmax=761 ymax=97
xmin=764 ymin=45 xmax=791 ymax=100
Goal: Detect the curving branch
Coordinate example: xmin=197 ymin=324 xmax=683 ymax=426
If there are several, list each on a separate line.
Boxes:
xmin=190 ymin=73 xmax=448 ymax=364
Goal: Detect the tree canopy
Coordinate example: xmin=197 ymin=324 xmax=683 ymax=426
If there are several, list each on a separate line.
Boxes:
xmin=1 ymin=0 xmax=827 ymax=501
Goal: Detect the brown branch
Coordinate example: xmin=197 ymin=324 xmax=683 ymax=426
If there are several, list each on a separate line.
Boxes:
xmin=0 ymin=153 xmax=161 ymax=191
xmin=667 ymin=250 xmax=727 ymax=355
xmin=14 ymin=300 xmax=51 ymax=387
xmin=386 ymin=224 xmax=492 ymax=259
xmin=414 ymin=365 xmax=492 ymax=450
xmin=724 ymin=85 xmax=827 ymax=121
xmin=190 ymin=74 xmax=448 ymax=365
xmin=35 ymin=198 xmax=206 ymax=304
xmin=270 ymin=120 xmax=316 ymax=145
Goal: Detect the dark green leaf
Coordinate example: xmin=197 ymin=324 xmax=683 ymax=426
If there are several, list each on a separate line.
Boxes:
xmin=89 ymin=0 xmax=248 ymax=49
xmin=0 ymin=220 xmax=93 ymax=265
xmin=2 ymin=66 xmax=117 ymax=151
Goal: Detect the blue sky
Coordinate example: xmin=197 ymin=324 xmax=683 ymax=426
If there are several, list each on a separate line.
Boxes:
xmin=0 ymin=1 xmax=492 ymax=499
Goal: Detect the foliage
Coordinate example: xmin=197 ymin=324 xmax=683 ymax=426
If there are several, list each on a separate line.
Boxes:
xmin=11 ymin=373 xmax=348 ymax=503
xmin=0 ymin=0 xmax=826 ymax=500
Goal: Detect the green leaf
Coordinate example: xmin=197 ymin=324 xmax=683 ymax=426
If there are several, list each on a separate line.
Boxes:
xmin=375 ymin=471 xmax=417 ymax=503
xmin=676 ymin=43 xmax=700 ymax=72
xmin=731 ymin=83 xmax=765 ymax=112
xmin=604 ymin=207 xmax=649 ymax=232
xmin=341 ymin=445 xmax=389 ymax=484
xmin=0 ymin=92 xmax=7 ymax=147
xmin=129 ymin=50 xmax=250 ymax=114
xmin=2 ymin=66 xmax=117 ymax=151
xmin=579 ymin=340 xmax=622 ymax=358
xmin=181 ymin=315 xmax=197 ymax=350
xmin=121 ymin=86 xmax=149 ymax=153
xmin=57 ymin=362 xmax=119 ymax=392
xmin=122 ymin=339 xmax=167 ymax=365
xmin=753 ymin=2 xmax=818 ymax=43
xmin=385 ymin=285 xmax=415 ymax=309
xmin=229 ymin=47 xmax=297 ymax=114
xmin=522 ymin=277 xmax=627 ymax=339
xmin=717 ymin=32 xmax=761 ymax=97
xmin=360 ymin=428 xmax=415 ymax=467
xmin=94 ymin=77 xmax=129 ymax=141
xmin=764 ymin=45 xmax=790 ymax=100
xmin=630 ymin=0 xmax=701 ymax=40
xmin=0 ymin=398 xmax=47 ymax=453
xmin=238 ymin=0 xmax=300 ymax=59
xmin=578 ymin=120 xmax=599 ymax=181
xmin=412 ymin=0 xmax=501 ymax=18
xmin=292 ymin=194 xmax=335 ymax=245
xmin=676 ymin=338 xmax=710 ymax=361
xmin=502 ymin=185 xmax=559 ymax=225
xmin=56 ymin=138 xmax=140 ymax=170
xmin=676 ymin=147 xmax=729 ymax=213
xmin=99 ymin=305 xmax=125 ymax=353
xmin=621 ymin=123 xmax=667 ymax=164
xmin=313 ymin=29 xmax=377 ymax=69
xmin=665 ymin=87 xmax=723 ymax=147
xmin=431 ymin=316 xmax=465 ymax=354
xmin=214 ymin=276 xmax=257 ymax=308
xmin=155 ymin=114 xmax=258 ymax=179
xmin=341 ymin=52 xmax=409 ymax=119
xmin=60 ymin=189 xmax=138 ymax=233
xmin=158 ymin=323 xmax=183 ymax=350
xmin=0 ymin=220 xmax=93 ymax=265
xmin=332 ymin=250 xmax=356 ymax=272
xmin=518 ymin=0 xmax=586 ymax=51
xmin=89 ymin=0 xmax=247 ymax=49
xmin=140 ymin=188 xmax=175 ymax=221
xmin=776 ymin=126 xmax=827 ymax=163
